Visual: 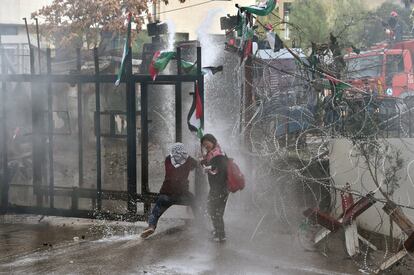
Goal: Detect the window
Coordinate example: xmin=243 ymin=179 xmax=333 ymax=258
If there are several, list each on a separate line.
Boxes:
xmin=386 ymin=54 xmax=404 ymax=77
xmin=283 ymin=2 xmax=292 ymax=40
xmin=346 ymin=55 xmax=383 ymax=79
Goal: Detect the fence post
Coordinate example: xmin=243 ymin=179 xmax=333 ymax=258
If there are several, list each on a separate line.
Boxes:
xmin=126 ymin=46 xmax=137 ymax=214
xmin=93 ymin=48 xmax=102 ymax=211
xmin=46 ymin=48 xmax=54 ymax=208
xmin=30 ymin=47 xmax=43 ymax=207
xmin=77 ymin=48 xmax=83 ymax=190
xmin=175 ymin=46 xmax=182 ymax=142
xmin=1 ymin=47 xmax=9 ymax=209
xmin=140 ymin=82 xmax=149 ymax=216
xmin=409 ymin=107 xmax=412 ymax=138
xmin=386 ymin=108 xmax=389 ymax=138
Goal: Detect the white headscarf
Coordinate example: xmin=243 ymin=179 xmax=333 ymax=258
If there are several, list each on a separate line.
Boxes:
xmin=169 ymin=143 xmax=189 ymax=168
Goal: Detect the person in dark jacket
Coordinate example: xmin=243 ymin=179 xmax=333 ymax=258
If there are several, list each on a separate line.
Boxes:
xmin=140 ymin=143 xmax=197 ymax=238
xmin=200 ymin=134 xmax=229 ymax=242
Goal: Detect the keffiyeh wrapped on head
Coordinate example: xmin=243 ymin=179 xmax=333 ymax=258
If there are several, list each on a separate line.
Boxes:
xmin=169 ymin=143 xmax=189 ymax=168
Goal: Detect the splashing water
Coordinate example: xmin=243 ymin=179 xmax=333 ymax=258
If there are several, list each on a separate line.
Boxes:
xmin=166 ymin=19 xmax=176 ymax=51
xmin=196 ymin=8 xmax=226 ymax=65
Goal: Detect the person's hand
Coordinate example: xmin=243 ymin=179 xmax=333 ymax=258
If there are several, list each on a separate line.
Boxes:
xmin=202 ymin=165 xmax=212 ymax=173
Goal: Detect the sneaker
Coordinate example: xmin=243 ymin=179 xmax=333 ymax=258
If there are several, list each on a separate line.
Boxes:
xmin=140 ymin=227 xmax=155 ymax=239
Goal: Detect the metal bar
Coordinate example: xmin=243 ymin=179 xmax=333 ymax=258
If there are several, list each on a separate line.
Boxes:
xmin=175 ymin=46 xmax=182 ymax=142
xmin=76 ymin=49 xmax=84 ymax=192
xmin=196 ymin=47 xmax=204 ymax=130
xmin=93 ymin=48 xmax=102 ymax=210
xmin=140 ymin=82 xmax=150 ymax=215
xmin=195 ymin=46 xmax=203 ymax=200
xmin=71 ymin=49 xmax=82 ymax=211
xmin=0 ymin=74 xmax=201 ymax=83
xmin=34 ymin=18 xmax=41 ymax=74
xmin=30 ymin=47 xmax=43 ymax=207
xmin=409 ymin=108 xmax=412 ymax=138
xmin=1 ymin=47 xmax=9 ymax=208
xmin=126 ymin=47 xmax=137 ymax=214
xmin=46 ymin=48 xmax=54 ymax=208
xmin=386 ymin=108 xmax=389 ymax=138
xmin=22 ymin=18 xmax=31 ymax=47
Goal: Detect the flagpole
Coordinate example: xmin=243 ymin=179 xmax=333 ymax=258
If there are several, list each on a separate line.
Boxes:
xmin=126 ymin=43 xmax=137 ymax=214
xmin=196 ymin=46 xmax=204 ymax=131
xmin=175 ymin=46 xmax=182 ymax=142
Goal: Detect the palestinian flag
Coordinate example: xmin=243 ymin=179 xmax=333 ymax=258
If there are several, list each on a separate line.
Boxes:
xmin=149 ymin=51 xmax=223 ymax=80
xmin=239 ymin=0 xmax=277 ymax=16
xmin=149 ymin=51 xmax=176 ymax=80
xmin=181 ymin=61 xmax=223 ymax=76
xmin=265 ymin=25 xmax=284 ymax=52
xmin=187 ymin=81 xmax=203 ymax=138
xmin=323 ymin=74 xmax=351 ymax=101
xmin=181 ymin=60 xmax=197 ymax=74
xmin=115 ymin=12 xmax=133 ymax=87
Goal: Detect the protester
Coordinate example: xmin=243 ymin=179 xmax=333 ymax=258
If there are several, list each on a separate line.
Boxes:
xmin=140 ymin=143 xmax=198 ymax=238
xmin=200 ymin=134 xmax=229 ymax=242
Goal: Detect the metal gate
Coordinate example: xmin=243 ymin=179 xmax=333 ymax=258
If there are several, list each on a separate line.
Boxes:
xmin=0 ymin=45 xmax=204 ymax=221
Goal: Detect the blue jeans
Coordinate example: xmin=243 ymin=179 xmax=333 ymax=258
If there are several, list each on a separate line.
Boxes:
xmin=148 ymin=192 xmax=196 ymax=227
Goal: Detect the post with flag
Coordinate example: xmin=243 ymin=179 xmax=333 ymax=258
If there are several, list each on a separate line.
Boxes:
xmin=115 ymin=12 xmax=133 ymax=87
xmin=187 ymin=47 xmax=204 ymax=138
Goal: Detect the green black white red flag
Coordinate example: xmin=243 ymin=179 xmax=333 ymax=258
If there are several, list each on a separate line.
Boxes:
xmin=239 ymin=0 xmax=277 ymax=16
xmin=115 ymin=12 xmax=132 ymax=86
xmin=187 ymin=81 xmax=203 ymax=138
xmin=149 ymin=51 xmax=176 ymax=80
xmin=149 ymin=50 xmax=223 ymax=80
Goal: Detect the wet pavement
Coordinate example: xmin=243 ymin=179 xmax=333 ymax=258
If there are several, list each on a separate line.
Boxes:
xmin=0 ymin=211 xmax=370 ymax=275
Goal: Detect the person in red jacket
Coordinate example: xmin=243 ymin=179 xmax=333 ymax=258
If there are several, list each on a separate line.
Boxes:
xmin=140 ymin=143 xmax=197 ymax=238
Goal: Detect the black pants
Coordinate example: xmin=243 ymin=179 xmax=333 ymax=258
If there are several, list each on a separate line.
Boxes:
xmin=148 ymin=191 xmax=196 ymax=228
xmin=208 ymin=191 xmax=229 ymax=238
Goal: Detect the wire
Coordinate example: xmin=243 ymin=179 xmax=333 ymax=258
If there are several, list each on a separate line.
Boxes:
xmin=157 ymin=0 xmax=216 ymax=16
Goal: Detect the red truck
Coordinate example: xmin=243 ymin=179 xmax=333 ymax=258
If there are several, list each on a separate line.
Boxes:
xmin=345 ymin=40 xmax=414 ymax=104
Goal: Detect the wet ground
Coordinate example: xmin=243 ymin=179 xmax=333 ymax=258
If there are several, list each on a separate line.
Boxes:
xmin=1 ymin=210 xmax=414 ymax=274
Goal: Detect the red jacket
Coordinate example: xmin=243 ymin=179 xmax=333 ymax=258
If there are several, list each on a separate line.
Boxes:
xmin=159 ymin=156 xmax=197 ymax=196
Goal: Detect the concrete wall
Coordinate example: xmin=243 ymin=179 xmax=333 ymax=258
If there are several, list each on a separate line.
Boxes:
xmin=330 ymin=138 xmax=414 ymax=236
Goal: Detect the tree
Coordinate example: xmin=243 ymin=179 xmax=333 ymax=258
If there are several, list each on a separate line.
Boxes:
xmin=362 ymin=2 xmax=411 ymax=48
xmin=288 ymin=0 xmax=368 ymax=49
xmin=31 ymin=0 xmax=177 ymax=49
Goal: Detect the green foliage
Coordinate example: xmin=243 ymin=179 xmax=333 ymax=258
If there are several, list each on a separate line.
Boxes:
xmin=289 ymin=0 xmax=368 ymax=49
xmin=360 ymin=2 xmax=412 ymax=49
xmin=288 ymin=1 xmax=413 ymax=50
xmin=289 ymin=0 xmax=329 ymax=47
xmin=132 ymin=31 xmax=151 ymax=56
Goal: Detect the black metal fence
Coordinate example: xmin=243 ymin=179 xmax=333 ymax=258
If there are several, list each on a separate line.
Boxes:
xmin=0 ymin=45 xmax=204 ymax=221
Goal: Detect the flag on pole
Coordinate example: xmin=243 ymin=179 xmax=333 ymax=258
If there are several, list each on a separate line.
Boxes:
xmin=149 ymin=51 xmax=223 ymax=79
xmin=265 ymin=24 xmax=284 ymax=52
xmin=149 ymin=51 xmax=176 ymax=80
xmin=115 ymin=12 xmax=133 ymax=86
xmin=187 ymin=81 xmax=203 ymax=138
xmin=239 ymin=0 xmax=277 ymax=16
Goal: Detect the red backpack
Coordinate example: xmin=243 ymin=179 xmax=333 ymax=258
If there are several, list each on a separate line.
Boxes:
xmin=226 ymin=158 xmax=245 ymax=192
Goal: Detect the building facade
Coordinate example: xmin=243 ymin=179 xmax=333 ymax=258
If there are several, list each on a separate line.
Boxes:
xmin=0 ymin=0 xmax=52 ymax=73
